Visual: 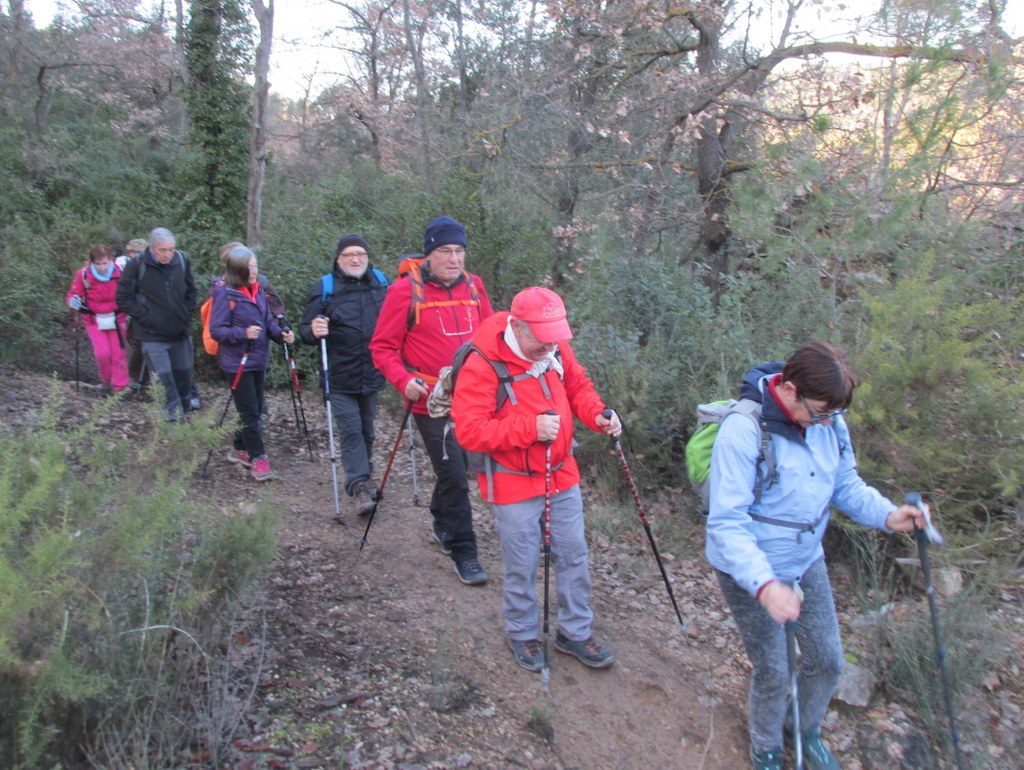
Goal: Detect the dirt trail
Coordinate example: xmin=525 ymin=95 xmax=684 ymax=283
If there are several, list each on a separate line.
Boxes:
xmin=199 ymin=388 xmax=753 ymax=770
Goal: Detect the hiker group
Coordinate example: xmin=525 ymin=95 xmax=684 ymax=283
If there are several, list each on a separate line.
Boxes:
xmin=67 ymin=217 xmax=943 ymax=770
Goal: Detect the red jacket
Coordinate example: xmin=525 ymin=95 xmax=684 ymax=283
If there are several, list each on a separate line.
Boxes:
xmin=451 ymin=312 xmax=606 ymax=504
xmin=370 ymin=268 xmax=493 ymax=415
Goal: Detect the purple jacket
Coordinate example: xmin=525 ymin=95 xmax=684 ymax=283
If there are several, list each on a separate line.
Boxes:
xmin=209 ymin=282 xmax=283 ymax=374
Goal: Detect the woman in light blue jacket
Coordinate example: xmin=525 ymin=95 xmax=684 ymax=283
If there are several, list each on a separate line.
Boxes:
xmin=706 ymin=341 xmax=924 ymax=770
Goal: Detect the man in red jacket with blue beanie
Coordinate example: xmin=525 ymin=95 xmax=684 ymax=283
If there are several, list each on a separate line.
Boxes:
xmin=370 ymin=215 xmax=494 ymax=586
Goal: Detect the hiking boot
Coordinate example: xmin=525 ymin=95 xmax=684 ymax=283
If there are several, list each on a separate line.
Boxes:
xmin=353 ymin=481 xmax=376 ymax=517
xmin=554 ymin=631 xmax=614 ymax=669
xmin=227 ymin=449 xmax=251 ymax=467
xmin=799 ymin=728 xmax=840 ymax=770
xmin=749 ymin=746 xmax=783 ymax=770
xmin=431 ymin=527 xmax=452 ymax=555
xmin=250 ymin=455 xmax=272 ymax=482
xmin=453 ymin=557 xmax=487 ymax=586
xmin=507 ymin=637 xmax=544 ymax=673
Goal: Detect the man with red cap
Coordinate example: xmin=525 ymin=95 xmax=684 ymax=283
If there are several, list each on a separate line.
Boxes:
xmin=451 ymin=286 xmax=622 ymax=672
xmin=370 ymin=215 xmax=494 ymax=586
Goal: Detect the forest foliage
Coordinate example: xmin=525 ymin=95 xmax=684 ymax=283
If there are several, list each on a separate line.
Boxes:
xmin=2 ymin=0 xmax=1021 ymax=534
xmin=0 ymin=0 xmax=1022 ymax=762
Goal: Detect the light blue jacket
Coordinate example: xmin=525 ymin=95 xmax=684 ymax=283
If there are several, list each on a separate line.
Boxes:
xmin=705 ymin=364 xmax=896 ymax=598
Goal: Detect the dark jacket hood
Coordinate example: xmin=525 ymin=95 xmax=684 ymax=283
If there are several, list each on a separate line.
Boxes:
xmin=739 ymin=361 xmax=804 ymax=443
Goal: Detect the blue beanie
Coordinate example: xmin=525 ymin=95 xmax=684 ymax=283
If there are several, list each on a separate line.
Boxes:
xmin=423 ymin=216 xmax=467 ymax=256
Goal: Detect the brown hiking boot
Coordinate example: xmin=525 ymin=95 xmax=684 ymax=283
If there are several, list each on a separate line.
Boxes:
xmin=353 ymin=481 xmax=376 ymax=517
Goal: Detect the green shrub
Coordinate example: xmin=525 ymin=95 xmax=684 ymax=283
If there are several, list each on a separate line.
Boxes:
xmin=854 ymin=252 xmax=1024 ymax=544
xmin=0 ymin=385 xmax=277 ymax=767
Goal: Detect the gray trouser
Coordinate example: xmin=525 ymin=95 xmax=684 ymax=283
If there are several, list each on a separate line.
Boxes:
xmin=141 ymin=338 xmax=194 ymax=421
xmin=490 ymin=485 xmax=593 ymax=641
xmin=328 ymin=391 xmax=377 ymax=495
xmin=715 ymin=556 xmax=843 ymax=752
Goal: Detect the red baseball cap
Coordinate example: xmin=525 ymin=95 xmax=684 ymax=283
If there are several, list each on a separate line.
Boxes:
xmin=510 ymin=286 xmax=573 ymax=343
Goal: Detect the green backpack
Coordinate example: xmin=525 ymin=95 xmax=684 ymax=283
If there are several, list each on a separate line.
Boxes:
xmin=684 ymin=398 xmax=774 ymax=514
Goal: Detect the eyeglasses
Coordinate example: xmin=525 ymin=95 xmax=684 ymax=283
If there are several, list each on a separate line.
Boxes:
xmin=799 ymin=395 xmax=847 ymax=424
xmin=339 ymin=251 xmax=368 ymax=259
xmin=126 ymin=250 xmax=140 ymax=256
xmin=433 ymin=247 xmax=466 ymax=258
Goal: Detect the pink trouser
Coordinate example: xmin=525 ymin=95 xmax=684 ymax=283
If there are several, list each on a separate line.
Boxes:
xmin=85 ymin=322 xmax=129 ymax=390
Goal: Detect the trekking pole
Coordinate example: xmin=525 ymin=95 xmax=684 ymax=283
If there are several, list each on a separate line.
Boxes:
xmin=359 ymin=380 xmax=424 ymax=551
xmin=74 ymin=313 xmax=81 ymax=392
xmin=602 ymin=408 xmax=686 ymax=632
xmin=906 ymin=492 xmax=964 ymax=770
xmin=409 ymin=428 xmax=420 ymax=505
xmin=200 ymin=342 xmax=252 ymax=478
xmin=276 ymin=314 xmax=315 ymax=460
xmin=541 ymin=410 xmax=557 ymax=691
xmin=319 ymin=333 xmax=344 ymax=524
xmin=785 ymin=582 xmax=805 ymax=770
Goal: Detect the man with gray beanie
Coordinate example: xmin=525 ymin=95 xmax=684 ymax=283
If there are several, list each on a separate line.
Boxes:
xmin=299 ymin=233 xmax=390 ymax=519
xmin=370 ymin=215 xmax=494 ymax=586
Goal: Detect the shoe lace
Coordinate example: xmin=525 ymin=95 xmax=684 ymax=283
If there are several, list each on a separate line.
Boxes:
xmin=460 ymin=558 xmax=481 ymax=573
xmin=523 ymin=640 xmax=542 ymax=657
xmin=752 ymin=749 xmax=782 ymax=770
xmin=803 ymin=733 xmax=833 ymax=761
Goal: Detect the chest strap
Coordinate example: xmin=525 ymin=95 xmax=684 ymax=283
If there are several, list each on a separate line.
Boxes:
xmin=748 ymin=508 xmax=830 ymax=544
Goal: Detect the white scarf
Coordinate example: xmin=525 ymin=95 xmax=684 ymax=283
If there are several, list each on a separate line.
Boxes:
xmin=505 ymin=317 xmax=563 ymax=378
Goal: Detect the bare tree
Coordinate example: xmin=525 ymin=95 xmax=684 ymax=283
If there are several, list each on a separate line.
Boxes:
xmin=248 ymin=0 xmax=273 ymax=247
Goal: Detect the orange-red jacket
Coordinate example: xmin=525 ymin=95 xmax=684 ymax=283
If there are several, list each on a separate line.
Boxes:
xmin=370 ymin=267 xmax=493 ymax=414
xmin=451 ymin=312 xmax=606 ymax=504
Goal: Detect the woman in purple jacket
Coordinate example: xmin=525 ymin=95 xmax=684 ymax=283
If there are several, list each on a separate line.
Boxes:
xmin=209 ymin=245 xmax=294 ymax=481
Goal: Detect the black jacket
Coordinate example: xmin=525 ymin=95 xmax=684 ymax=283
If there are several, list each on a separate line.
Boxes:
xmin=299 ymin=264 xmax=387 ymax=395
xmin=115 ymin=249 xmax=196 ymax=342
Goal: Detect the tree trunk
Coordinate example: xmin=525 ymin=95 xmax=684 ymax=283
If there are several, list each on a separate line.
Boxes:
xmin=402 ymin=0 xmax=433 ymax=197
xmin=248 ymin=0 xmax=273 ymax=249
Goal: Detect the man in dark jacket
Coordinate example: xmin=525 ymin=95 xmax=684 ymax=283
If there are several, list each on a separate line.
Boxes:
xmin=299 ymin=233 xmax=389 ymax=518
xmin=116 ymin=227 xmax=197 ymax=421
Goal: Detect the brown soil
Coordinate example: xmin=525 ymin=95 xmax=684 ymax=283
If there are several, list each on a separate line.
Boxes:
xmin=8 ymin=347 xmax=1020 ymax=770
xmin=216 ymin=397 xmax=753 ymax=770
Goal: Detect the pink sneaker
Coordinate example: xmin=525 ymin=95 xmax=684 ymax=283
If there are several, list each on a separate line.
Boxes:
xmin=250 ymin=455 xmax=272 ymax=482
xmin=227 ymin=449 xmax=251 ymax=467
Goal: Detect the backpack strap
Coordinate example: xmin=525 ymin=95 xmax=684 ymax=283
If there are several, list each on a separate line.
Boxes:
xmin=718 ymin=400 xmax=776 ymax=506
xmin=321 ymin=270 xmax=387 ymax=308
xmin=747 ymin=507 xmax=830 ymax=544
xmin=742 ymin=402 xmax=839 ymax=542
xmin=405 ymin=260 xmax=480 ymax=329
xmin=458 ymin=346 xmax=565 ymax=501
xmin=81 ymin=266 xmax=91 ymax=293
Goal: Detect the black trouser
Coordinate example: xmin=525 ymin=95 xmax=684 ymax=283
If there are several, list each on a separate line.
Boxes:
xmin=127 ymin=324 xmax=147 ymax=385
xmin=413 ymin=412 xmax=478 ymax=562
xmin=227 ymin=369 xmax=266 ymax=459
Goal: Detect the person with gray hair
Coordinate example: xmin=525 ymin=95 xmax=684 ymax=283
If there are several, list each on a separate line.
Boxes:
xmin=115 ymin=227 xmax=197 ymax=421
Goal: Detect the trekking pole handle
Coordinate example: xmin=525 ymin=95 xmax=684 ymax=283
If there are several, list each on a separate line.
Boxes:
xmin=541 ymin=409 xmax=557 ymax=445
xmin=905 ymin=492 xmax=944 ymax=547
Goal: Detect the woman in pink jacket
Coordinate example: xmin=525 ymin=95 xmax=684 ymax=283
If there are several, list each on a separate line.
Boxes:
xmin=66 ymin=244 xmax=129 ymax=393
